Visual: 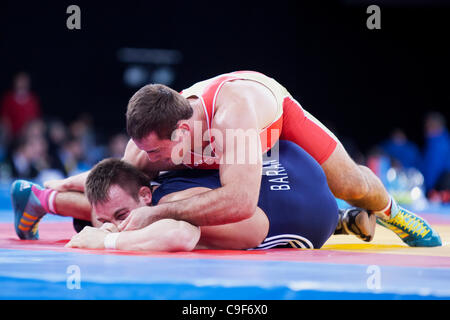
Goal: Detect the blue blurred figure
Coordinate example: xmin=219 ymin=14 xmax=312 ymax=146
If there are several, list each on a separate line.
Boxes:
xmin=381 ymin=129 xmax=421 ymax=169
xmin=422 ymin=112 xmax=450 ymax=193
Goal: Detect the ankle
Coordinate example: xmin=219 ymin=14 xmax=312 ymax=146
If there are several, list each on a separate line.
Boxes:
xmin=373 ymin=197 xmax=393 ymax=220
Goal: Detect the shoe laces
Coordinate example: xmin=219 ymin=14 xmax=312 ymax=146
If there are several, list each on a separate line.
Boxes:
xmin=388 ymin=209 xmax=430 ymax=238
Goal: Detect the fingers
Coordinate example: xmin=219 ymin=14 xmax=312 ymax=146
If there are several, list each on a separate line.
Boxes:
xmin=43 ymin=180 xmax=66 ymax=191
xmin=100 ymin=223 xmax=118 ymax=233
xmin=65 ymin=226 xmax=90 ymax=247
xmin=65 ymin=241 xmax=73 ymax=248
xmin=65 ymin=238 xmax=78 ymax=248
xmin=118 ymin=214 xmax=132 ymax=232
xmin=43 ymin=180 xmax=57 ymax=189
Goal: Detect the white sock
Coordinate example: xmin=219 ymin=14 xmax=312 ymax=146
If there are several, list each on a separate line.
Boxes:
xmin=48 ymin=190 xmax=58 ymax=213
xmin=373 ymin=196 xmax=398 ymax=220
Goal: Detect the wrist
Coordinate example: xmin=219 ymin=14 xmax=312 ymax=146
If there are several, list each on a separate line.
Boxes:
xmin=104 ymin=232 xmax=120 ymax=249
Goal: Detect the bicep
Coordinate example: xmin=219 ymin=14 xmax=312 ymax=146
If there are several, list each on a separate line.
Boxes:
xmin=212 ymin=99 xmax=262 ymax=200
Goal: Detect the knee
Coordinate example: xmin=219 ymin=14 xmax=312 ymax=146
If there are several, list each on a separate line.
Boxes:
xmin=332 ymin=167 xmax=370 ymax=201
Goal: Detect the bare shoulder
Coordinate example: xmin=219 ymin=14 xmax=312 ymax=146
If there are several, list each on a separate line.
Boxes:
xmin=215 ymin=80 xmax=277 ymax=129
xmin=216 ymin=80 xmax=254 ymax=109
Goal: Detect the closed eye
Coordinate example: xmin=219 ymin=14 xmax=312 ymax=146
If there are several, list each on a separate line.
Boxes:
xmin=113 ymin=208 xmax=129 ymax=221
xmin=116 ymin=212 xmax=129 ymax=221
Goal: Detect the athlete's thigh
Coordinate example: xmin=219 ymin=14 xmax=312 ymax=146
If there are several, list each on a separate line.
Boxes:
xmin=320 ymin=142 xmax=368 ymax=199
xmin=280 ymin=97 xmax=338 ymax=164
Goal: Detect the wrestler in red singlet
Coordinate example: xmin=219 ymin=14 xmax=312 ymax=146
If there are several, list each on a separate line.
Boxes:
xmin=180 ymin=70 xmax=338 ymax=169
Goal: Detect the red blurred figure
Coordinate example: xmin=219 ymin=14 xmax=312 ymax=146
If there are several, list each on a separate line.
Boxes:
xmin=1 ymin=72 xmax=42 ymax=138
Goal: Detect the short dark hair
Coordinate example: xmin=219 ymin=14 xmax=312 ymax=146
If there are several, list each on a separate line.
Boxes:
xmin=126 ymin=84 xmax=193 ymax=140
xmin=86 ymin=158 xmax=150 ymax=206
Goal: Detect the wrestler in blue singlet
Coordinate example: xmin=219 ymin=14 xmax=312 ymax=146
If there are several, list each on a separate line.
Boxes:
xmin=152 ymin=140 xmax=339 ymax=249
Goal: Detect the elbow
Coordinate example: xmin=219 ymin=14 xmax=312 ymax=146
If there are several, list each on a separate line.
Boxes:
xmin=238 ymin=204 xmax=256 ymax=221
xmin=165 ymin=221 xmax=200 ymax=252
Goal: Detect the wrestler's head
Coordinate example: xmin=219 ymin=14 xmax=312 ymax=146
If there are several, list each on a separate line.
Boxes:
xmin=86 ymin=158 xmax=152 ymax=226
xmin=126 ymin=84 xmax=193 ymax=170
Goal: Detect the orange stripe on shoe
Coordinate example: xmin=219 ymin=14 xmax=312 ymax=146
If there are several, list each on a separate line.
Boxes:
xmin=18 ymin=224 xmax=31 ymax=231
xmin=20 ymin=218 xmax=34 ymax=226
xmin=23 ymin=212 xmax=38 ymax=220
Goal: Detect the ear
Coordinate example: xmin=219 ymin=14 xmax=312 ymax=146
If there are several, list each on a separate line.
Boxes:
xmin=138 ymin=186 xmax=152 ymax=205
xmin=177 ymin=121 xmax=190 ymax=133
xmin=171 ymin=121 xmax=191 ymax=142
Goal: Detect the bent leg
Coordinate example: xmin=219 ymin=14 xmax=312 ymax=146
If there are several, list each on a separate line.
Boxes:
xmin=279 ymin=97 xmax=390 ymax=213
xmin=321 ymin=142 xmax=390 ymax=212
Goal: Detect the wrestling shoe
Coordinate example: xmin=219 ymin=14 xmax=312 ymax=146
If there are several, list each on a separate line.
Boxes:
xmin=376 ymin=206 xmax=442 ymax=247
xmin=11 ymin=180 xmax=49 ymax=240
xmin=334 ymin=207 xmax=376 ymax=242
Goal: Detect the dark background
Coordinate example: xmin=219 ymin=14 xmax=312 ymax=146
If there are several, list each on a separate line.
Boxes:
xmin=1 ymin=0 xmax=449 ymax=152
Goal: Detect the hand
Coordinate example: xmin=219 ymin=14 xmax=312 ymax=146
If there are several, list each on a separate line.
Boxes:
xmin=100 ymin=222 xmax=119 ymax=233
xmin=44 ymin=179 xmax=71 ymax=192
xmin=65 ymin=226 xmax=109 ymax=249
xmin=118 ymin=206 xmax=165 ymax=232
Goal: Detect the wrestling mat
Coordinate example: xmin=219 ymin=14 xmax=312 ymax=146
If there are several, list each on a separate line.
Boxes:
xmin=0 ymin=188 xmax=449 ymax=299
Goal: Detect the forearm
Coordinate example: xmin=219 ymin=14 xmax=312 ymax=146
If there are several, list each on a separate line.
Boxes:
xmin=115 ymin=219 xmax=200 ymax=251
xmin=65 ymin=171 xmax=90 ymax=191
xmin=158 ymin=186 xmax=258 ymax=226
xmin=44 ymin=171 xmax=90 ymax=192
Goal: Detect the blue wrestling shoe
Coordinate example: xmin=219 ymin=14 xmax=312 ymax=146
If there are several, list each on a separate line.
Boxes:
xmin=11 ymin=180 xmax=49 ymax=240
xmin=376 ymin=206 xmax=442 ymax=247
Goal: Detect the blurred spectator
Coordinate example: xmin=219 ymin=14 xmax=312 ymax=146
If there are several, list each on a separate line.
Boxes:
xmin=108 ymin=133 xmax=128 ymax=158
xmin=1 ymin=72 xmax=42 ymax=139
xmin=45 ymin=119 xmax=69 ymax=176
xmin=58 ymin=135 xmax=91 ymax=176
xmin=4 ymin=135 xmax=50 ymax=180
xmin=366 ymin=146 xmax=391 ymax=187
xmin=21 ymin=118 xmax=47 ymax=141
xmin=367 ymin=145 xmax=428 ymax=207
xmin=422 ymin=112 xmax=450 ymax=193
xmin=69 ymin=113 xmax=105 ymax=165
xmin=48 ymin=119 xmax=67 ymax=147
xmin=380 ymin=129 xmax=421 ymax=169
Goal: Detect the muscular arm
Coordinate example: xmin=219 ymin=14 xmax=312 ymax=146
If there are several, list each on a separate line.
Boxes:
xmin=44 ymin=170 xmax=90 ymax=192
xmin=115 ymin=219 xmax=200 ymax=251
xmin=66 ymin=219 xmax=200 ymax=251
xmin=145 ymin=89 xmax=263 ymax=226
xmin=158 ymin=187 xmax=269 ymax=249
